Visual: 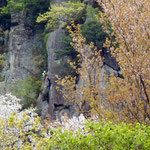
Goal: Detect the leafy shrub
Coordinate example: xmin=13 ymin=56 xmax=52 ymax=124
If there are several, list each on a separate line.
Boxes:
xmin=38 ymin=122 xmax=150 ymax=150
xmin=81 ymin=18 xmax=107 ymax=49
xmin=55 ymin=34 xmax=78 ymax=60
xmin=12 ymin=77 xmax=42 ymax=109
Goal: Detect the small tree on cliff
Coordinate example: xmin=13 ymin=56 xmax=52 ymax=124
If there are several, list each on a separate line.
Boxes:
xmin=56 ymin=23 xmax=115 ymax=120
xmin=37 ymin=1 xmax=86 ymax=32
xmin=98 ymin=0 xmax=150 ymax=123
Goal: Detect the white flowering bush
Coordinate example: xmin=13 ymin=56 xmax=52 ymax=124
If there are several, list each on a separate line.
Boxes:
xmin=47 ymin=114 xmax=86 ymax=132
xmin=0 ymin=94 xmax=43 ymax=149
xmin=0 ymin=94 xmax=87 ymax=149
xmin=0 ymin=94 xmax=22 ymax=119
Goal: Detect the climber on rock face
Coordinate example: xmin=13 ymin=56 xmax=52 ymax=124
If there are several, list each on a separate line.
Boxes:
xmin=42 ymin=70 xmax=51 ymax=88
xmin=42 ymin=70 xmax=47 ymax=79
xmin=46 ymin=75 xmax=51 ymax=88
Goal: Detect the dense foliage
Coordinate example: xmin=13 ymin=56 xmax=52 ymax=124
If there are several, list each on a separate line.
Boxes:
xmin=43 ymin=122 xmax=150 ymax=150
xmin=99 ymin=0 xmax=150 ymax=123
xmin=0 ymin=0 xmax=49 ymax=31
xmin=81 ymin=19 xmax=107 ymax=49
xmin=37 ymin=1 xmax=86 ymax=32
xmin=12 ymin=77 xmax=42 ymax=109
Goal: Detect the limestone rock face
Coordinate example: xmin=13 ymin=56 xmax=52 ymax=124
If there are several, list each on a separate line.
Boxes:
xmin=46 ymin=27 xmax=65 ymax=119
xmin=37 ymin=26 xmax=76 ymax=120
xmin=5 ymin=13 xmax=35 ymax=85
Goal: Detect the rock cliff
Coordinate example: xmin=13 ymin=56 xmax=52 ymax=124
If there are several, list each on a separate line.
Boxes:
xmin=0 ymin=0 xmax=121 ymax=120
xmin=47 ymin=27 xmax=65 ymax=118
xmin=38 ymin=26 xmax=75 ymax=120
xmin=5 ymin=13 xmax=34 ymax=84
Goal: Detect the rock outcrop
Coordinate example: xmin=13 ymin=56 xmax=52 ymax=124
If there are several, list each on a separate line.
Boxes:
xmin=37 ymin=26 xmax=70 ymax=120
xmin=47 ymin=26 xmax=65 ymax=116
xmin=1 ymin=12 xmax=44 ymax=94
xmin=47 ymin=26 xmax=75 ymax=120
xmin=37 ymin=79 xmax=49 ymax=120
xmin=5 ymin=13 xmax=34 ymax=84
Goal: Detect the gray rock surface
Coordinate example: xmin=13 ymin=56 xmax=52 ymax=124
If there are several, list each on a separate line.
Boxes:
xmin=37 ymin=79 xmax=50 ymax=120
xmin=47 ymin=26 xmax=65 ymax=119
xmin=37 ymin=26 xmax=77 ymax=120
xmin=5 ymin=13 xmax=35 ymax=84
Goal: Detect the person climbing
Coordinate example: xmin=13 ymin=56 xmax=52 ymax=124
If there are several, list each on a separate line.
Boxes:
xmin=46 ymin=75 xmax=51 ymax=88
xmin=42 ymin=70 xmax=47 ymax=79
xmin=42 ymin=70 xmax=51 ymax=88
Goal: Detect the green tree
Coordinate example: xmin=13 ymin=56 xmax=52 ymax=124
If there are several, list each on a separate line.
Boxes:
xmin=37 ymin=1 xmax=86 ymax=32
xmin=1 ymin=0 xmax=50 ymax=31
xmin=81 ymin=19 xmax=107 ymax=49
xmin=99 ymin=0 xmax=150 ymax=123
xmin=0 ymin=0 xmax=11 ymax=30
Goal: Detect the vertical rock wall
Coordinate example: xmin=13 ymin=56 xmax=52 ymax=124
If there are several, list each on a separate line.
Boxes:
xmin=47 ymin=26 xmax=65 ymax=119
xmin=5 ymin=13 xmax=35 ymax=85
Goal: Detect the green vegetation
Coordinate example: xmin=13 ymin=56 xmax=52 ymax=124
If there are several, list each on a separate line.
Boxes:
xmin=12 ymin=77 xmax=42 ymax=109
xmin=81 ymin=19 xmax=107 ymax=49
xmin=55 ymin=34 xmax=78 ymax=60
xmin=45 ymin=122 xmax=150 ymax=150
xmin=1 ymin=116 xmax=150 ymax=150
xmin=37 ymin=1 xmax=86 ymax=32
xmin=0 ymin=0 xmax=49 ymax=31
